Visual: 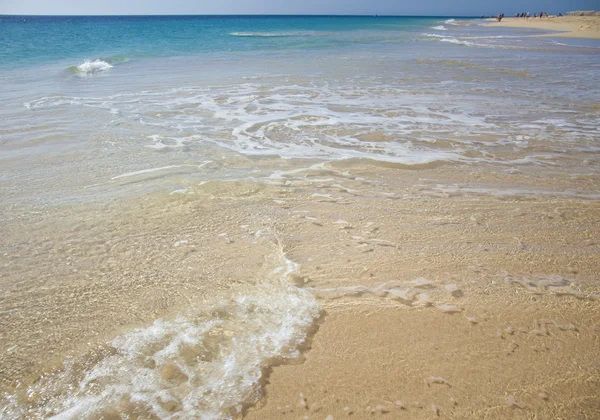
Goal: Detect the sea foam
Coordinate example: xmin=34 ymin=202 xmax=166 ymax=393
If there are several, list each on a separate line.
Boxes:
xmin=440 ymin=37 xmax=476 ymax=47
xmin=71 ymin=59 xmax=113 ymax=75
xmin=0 ymin=251 xmax=320 ymax=419
xmin=229 ymin=31 xmax=311 ymax=37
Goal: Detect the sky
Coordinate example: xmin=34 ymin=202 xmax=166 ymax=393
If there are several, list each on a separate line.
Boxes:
xmin=0 ymin=0 xmax=597 ymax=16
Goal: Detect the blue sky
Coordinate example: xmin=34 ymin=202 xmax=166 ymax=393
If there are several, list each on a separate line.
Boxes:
xmin=0 ymin=0 xmax=597 ymax=16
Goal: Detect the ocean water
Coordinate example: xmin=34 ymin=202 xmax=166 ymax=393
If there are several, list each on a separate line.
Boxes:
xmin=1 ymin=15 xmax=599 ymax=419
xmin=1 ymin=15 xmax=599 ymax=207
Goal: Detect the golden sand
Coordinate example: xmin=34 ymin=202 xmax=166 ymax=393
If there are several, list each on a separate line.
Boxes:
xmin=1 ymin=161 xmax=599 ymax=418
xmin=486 ymin=16 xmax=600 ymax=39
xmin=243 ymin=167 xmax=600 ymax=419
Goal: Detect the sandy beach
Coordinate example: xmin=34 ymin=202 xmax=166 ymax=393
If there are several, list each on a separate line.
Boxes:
xmin=1 ymin=14 xmax=599 ymax=420
xmin=3 ymin=163 xmax=599 ymax=419
xmin=240 ymin=165 xmax=600 ymax=420
xmin=486 ymin=16 xmax=600 ymax=39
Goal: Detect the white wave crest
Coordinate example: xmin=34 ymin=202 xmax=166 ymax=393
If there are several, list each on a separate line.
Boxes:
xmin=423 ymin=33 xmax=448 ymax=38
xmin=230 ymin=31 xmax=300 ymax=37
xmin=422 ymin=33 xmax=481 ymax=48
xmin=422 ymin=33 xmax=532 ymax=50
xmin=444 ymin=18 xmax=458 ymax=25
xmin=430 ymin=25 xmax=447 ymax=31
xmin=74 ymin=59 xmax=113 ymax=75
xmin=440 ymin=37 xmax=476 ymax=47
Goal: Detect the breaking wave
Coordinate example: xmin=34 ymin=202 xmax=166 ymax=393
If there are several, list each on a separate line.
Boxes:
xmin=440 ymin=37 xmax=476 ymax=47
xmin=229 ymin=31 xmax=314 ymax=37
xmin=69 ymin=59 xmax=112 ymax=75
xmin=67 ymin=56 xmax=129 ymax=76
xmin=0 ymin=249 xmax=321 ymax=419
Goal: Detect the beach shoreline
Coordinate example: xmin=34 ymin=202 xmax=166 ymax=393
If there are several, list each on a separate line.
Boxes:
xmin=485 ymin=15 xmax=600 ymax=39
xmin=1 ymin=14 xmax=600 ymax=419
xmin=3 ymin=165 xmax=599 ymax=419
xmin=241 ymin=167 xmax=600 ymax=419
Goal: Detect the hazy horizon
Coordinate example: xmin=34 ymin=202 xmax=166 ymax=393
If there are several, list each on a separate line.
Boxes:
xmin=0 ymin=13 xmax=483 ymax=17
xmin=1 ymin=0 xmax=597 ymax=17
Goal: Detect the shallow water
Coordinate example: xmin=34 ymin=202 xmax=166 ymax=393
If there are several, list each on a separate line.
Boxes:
xmin=2 ymin=16 xmax=599 ymax=206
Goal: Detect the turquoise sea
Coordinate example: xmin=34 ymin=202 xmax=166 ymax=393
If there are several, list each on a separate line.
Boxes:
xmin=1 ymin=15 xmax=599 ymax=206
xmin=2 ymin=15 xmax=482 ymax=68
xmin=1 ymin=15 xmax=599 ymax=419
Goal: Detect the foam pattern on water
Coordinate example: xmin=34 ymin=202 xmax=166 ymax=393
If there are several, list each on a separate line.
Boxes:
xmin=21 ymin=77 xmax=600 ymax=170
xmin=229 ymin=31 xmax=324 ymax=37
xmin=1 ymin=253 xmax=320 ymax=419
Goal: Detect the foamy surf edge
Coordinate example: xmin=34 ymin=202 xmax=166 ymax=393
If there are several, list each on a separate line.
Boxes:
xmin=230 ymin=32 xmax=299 ymax=37
xmin=0 ymin=251 xmax=320 ymax=419
xmin=67 ymin=57 xmax=129 ymax=76
xmin=70 ymin=59 xmax=113 ymax=75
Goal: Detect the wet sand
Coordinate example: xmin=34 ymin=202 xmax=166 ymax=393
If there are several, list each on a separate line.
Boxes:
xmin=2 ymin=161 xmax=599 ymax=418
xmin=242 ymin=167 xmax=600 ymax=419
xmin=486 ymin=16 xmax=600 ymax=39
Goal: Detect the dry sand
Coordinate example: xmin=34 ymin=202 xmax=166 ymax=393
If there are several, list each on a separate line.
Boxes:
xmin=486 ymin=16 xmax=600 ymax=39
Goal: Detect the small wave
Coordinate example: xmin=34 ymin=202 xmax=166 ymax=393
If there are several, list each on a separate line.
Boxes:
xmin=440 ymin=37 xmax=476 ymax=47
xmin=229 ymin=31 xmax=307 ymax=37
xmin=423 ymin=33 xmax=448 ymax=38
xmin=67 ymin=56 xmax=129 ymax=76
xmin=422 ymin=33 xmax=476 ymax=46
xmin=422 ymin=33 xmax=508 ymax=49
xmin=461 ymin=35 xmax=523 ymax=39
xmin=444 ymin=18 xmax=458 ymax=25
xmin=430 ymin=25 xmax=447 ymax=31
xmin=69 ymin=59 xmax=113 ymax=76
xmin=551 ymin=40 xmax=600 ymax=48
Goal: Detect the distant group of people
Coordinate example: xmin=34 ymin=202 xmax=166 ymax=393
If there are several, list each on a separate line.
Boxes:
xmin=481 ymin=11 xmax=563 ymax=21
xmin=516 ymin=12 xmax=549 ymax=18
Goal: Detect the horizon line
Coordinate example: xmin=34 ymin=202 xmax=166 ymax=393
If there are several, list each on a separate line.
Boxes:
xmin=0 ymin=13 xmax=481 ymax=18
